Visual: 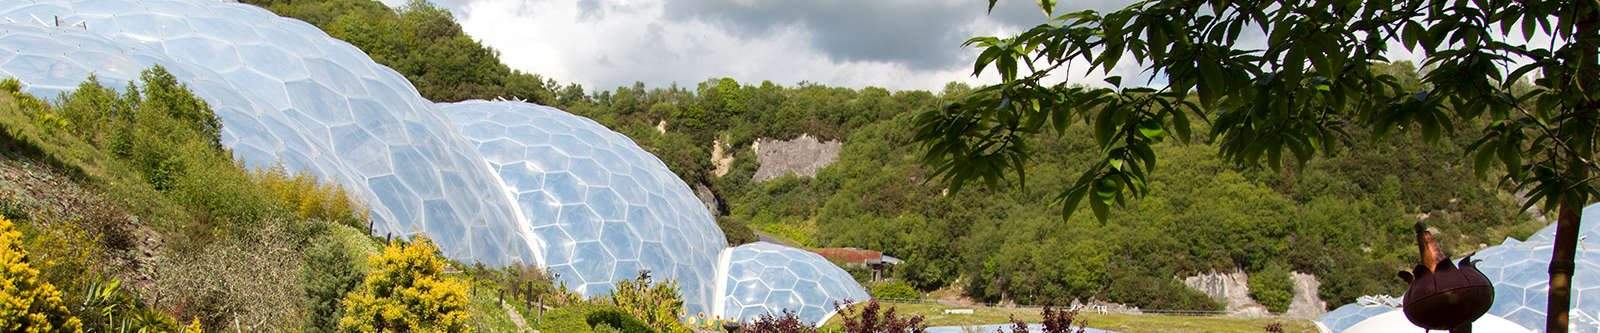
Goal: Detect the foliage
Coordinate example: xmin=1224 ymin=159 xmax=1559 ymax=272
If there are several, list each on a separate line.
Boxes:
xmin=75 ymin=279 xmax=177 ymax=333
xmin=585 ymin=307 xmax=657 ymax=333
xmin=156 ymin=220 xmax=308 ymax=331
xmin=867 ymin=280 xmax=920 ymax=300
xmin=1247 ymin=265 xmax=1293 ymax=314
xmin=338 ymin=237 xmax=472 ymax=333
xmin=540 ymin=303 xmax=653 ymax=333
xmin=835 ymin=300 xmax=926 ymax=333
xmin=608 ymin=272 xmax=691 ymax=333
xmin=915 ymin=0 xmax=1588 ymax=322
xmin=304 ymin=232 xmax=364 ymax=333
xmin=997 ymin=306 xmax=1086 ymax=333
xmin=255 ymin=165 xmax=368 ymax=230
xmin=741 ymin=310 xmax=815 ymax=333
xmin=0 ymin=215 xmax=83 ymax=332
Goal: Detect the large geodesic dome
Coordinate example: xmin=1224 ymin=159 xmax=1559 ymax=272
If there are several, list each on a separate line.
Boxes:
xmin=1318 ymin=204 xmax=1600 ymax=332
xmin=715 ymin=242 xmax=870 ymax=325
xmin=0 ymin=0 xmax=532 ymax=265
xmin=439 ymin=100 xmax=727 ymax=315
xmin=0 ymin=0 xmax=868 ymax=325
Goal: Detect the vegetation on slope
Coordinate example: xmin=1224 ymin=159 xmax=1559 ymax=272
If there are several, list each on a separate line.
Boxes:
xmin=0 ymin=69 xmax=557 ymax=331
xmin=245 ymin=0 xmax=1540 ymax=312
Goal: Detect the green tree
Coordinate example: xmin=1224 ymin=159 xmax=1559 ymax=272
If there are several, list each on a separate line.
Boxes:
xmin=338 ymin=237 xmax=471 ymax=333
xmin=916 ymin=0 xmax=1600 ymax=330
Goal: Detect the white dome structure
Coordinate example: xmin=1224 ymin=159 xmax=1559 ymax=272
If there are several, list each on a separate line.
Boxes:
xmin=0 ymin=0 xmax=531 ymax=265
xmin=0 ymin=0 xmax=870 ymax=325
xmin=715 ymin=242 xmax=870 ymax=325
xmin=1331 ymin=310 xmax=1534 ymax=333
xmin=439 ymin=100 xmax=727 ymax=315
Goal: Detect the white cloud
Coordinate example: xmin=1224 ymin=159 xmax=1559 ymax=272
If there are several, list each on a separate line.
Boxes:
xmin=454 ymin=0 xmax=1016 ymax=91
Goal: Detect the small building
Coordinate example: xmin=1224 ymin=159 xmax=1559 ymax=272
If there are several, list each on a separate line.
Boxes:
xmin=812 ymin=247 xmax=902 ymax=281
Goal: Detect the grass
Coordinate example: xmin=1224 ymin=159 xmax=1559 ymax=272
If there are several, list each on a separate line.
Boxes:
xmin=824 ymin=301 xmax=1319 ymax=333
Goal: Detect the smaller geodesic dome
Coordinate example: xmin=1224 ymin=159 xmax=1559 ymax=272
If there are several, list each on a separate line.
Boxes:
xmin=437 ymin=100 xmax=727 ymax=316
xmin=1318 ymin=204 xmax=1600 ymax=332
xmin=714 ymin=242 xmax=871 ymax=325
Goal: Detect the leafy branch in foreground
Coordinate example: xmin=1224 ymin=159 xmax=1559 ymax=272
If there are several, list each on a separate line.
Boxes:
xmin=919 ymin=0 xmax=1600 ymax=331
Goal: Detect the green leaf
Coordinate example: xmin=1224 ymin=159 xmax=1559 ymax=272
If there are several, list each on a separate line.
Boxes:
xmin=988 ymin=0 xmax=1000 ymax=13
xmin=1472 ymin=142 xmax=1497 ymax=178
xmin=1105 ymin=76 xmax=1123 ymax=87
xmin=1037 ymin=0 xmax=1056 ymax=16
xmin=1137 ymin=119 xmax=1165 ymax=140
xmin=1499 ymin=137 xmax=1522 ymax=178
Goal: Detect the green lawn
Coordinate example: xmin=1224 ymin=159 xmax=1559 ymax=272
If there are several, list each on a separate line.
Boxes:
xmin=824 ymin=301 xmax=1320 ymax=333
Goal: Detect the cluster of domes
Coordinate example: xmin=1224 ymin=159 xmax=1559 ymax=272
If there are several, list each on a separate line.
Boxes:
xmin=0 ymin=0 xmax=865 ymax=325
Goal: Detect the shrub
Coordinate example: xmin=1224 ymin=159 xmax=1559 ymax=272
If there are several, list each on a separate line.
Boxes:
xmin=867 ymin=280 xmax=920 ymax=300
xmin=0 ymin=216 xmax=83 ymax=332
xmin=997 ymin=306 xmax=1087 ymax=333
xmin=302 ymin=235 xmax=362 ymax=333
xmin=338 ymin=236 xmax=472 ymax=332
xmin=1248 ymin=265 xmax=1293 ymax=313
xmin=835 ymin=300 xmax=925 ymax=333
xmin=741 ymin=310 xmax=814 ymax=333
xmin=586 ymin=307 xmax=656 ymax=333
xmin=609 ymin=271 xmax=690 ymax=333
xmin=540 ymin=303 xmax=654 ymax=333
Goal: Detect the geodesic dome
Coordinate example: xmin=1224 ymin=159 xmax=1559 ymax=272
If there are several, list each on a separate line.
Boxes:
xmin=1319 ymin=204 xmax=1600 ymax=332
xmin=0 ymin=0 xmax=871 ymax=324
xmin=0 ymin=0 xmax=532 ymax=265
xmin=715 ymin=242 xmax=870 ymax=325
xmin=439 ymin=100 xmax=727 ymax=315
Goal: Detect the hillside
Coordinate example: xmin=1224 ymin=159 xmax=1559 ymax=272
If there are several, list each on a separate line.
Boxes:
xmin=244 ymin=0 xmax=1543 ymax=314
xmin=0 ymin=70 xmax=542 ymax=331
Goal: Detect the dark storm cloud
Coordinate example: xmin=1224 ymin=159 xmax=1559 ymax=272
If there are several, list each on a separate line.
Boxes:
xmin=659 ymin=0 xmax=1128 ymax=70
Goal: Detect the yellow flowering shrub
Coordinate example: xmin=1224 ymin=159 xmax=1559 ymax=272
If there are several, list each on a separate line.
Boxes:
xmin=0 ymin=216 xmax=83 ymax=332
xmin=337 ymin=237 xmax=470 ymax=333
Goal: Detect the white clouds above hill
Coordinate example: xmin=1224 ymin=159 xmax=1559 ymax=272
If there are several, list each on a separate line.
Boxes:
xmin=442 ymin=0 xmax=1137 ymax=91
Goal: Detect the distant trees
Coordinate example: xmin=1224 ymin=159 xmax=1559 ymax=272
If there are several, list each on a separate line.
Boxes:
xmin=246 ymin=0 xmax=561 ymax=104
xmin=0 ymin=216 xmax=83 ymax=333
xmin=338 ymin=237 xmax=472 ymax=332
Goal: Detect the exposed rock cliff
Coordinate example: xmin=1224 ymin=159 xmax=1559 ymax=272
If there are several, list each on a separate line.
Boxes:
xmin=751 ymin=134 xmax=841 ymax=182
xmin=1286 ymin=271 xmax=1327 ymax=318
xmin=1183 ymin=270 xmax=1269 ymax=317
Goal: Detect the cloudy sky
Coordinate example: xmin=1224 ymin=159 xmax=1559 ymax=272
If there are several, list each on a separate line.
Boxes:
xmin=396 ymin=0 xmax=1137 ymax=92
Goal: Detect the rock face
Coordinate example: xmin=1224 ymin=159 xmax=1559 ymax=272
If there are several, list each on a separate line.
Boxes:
xmin=695 ymin=182 xmax=721 ymax=216
xmin=1287 ymin=272 xmax=1327 ymax=318
xmin=1183 ymin=270 xmax=1269 ymax=317
xmin=751 ymin=134 xmax=841 ymax=182
xmin=711 ymin=139 xmax=734 ymax=178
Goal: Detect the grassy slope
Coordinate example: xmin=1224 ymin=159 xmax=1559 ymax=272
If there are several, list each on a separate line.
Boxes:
xmin=825 ymin=301 xmax=1318 ymax=333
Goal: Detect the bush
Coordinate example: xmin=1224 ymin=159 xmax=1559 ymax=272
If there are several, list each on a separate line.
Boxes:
xmin=609 ymin=272 xmax=690 ymax=333
xmin=338 ymin=237 xmax=472 ymax=332
xmin=0 ymin=216 xmax=83 ymax=332
xmin=586 ymin=307 xmax=656 ymax=333
xmin=302 ymin=234 xmax=362 ymax=332
xmin=835 ymin=300 xmax=925 ymax=333
xmin=741 ymin=310 xmax=814 ymax=333
xmin=867 ymin=280 xmax=920 ymax=300
xmin=540 ymin=303 xmax=655 ymax=333
xmin=1248 ymin=265 xmax=1293 ymax=313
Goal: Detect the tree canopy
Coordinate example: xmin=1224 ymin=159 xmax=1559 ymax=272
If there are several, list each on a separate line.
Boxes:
xmin=917 ymin=0 xmax=1599 ymax=330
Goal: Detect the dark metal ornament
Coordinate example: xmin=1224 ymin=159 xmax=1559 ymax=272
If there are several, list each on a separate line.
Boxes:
xmin=1401 ymin=256 xmax=1495 ymax=331
xmin=1398 ymin=222 xmax=1495 ymax=332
